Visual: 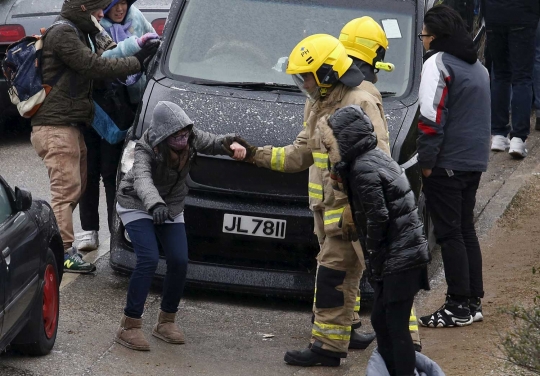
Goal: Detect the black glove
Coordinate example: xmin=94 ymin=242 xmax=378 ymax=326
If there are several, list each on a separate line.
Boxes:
xmin=151 ymin=204 xmax=173 ymax=225
xmin=221 ymin=135 xmax=257 ymax=162
xmin=134 ymin=39 xmax=161 ymax=71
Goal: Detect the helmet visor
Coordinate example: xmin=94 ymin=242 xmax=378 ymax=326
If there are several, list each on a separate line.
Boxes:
xmin=292 ymin=73 xmax=320 ymax=102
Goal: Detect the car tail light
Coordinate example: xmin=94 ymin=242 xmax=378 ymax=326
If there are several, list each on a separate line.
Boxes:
xmin=151 ymin=18 xmax=166 ymax=36
xmin=0 ymin=25 xmax=26 ymax=44
xmin=120 ymin=140 xmax=136 ymax=173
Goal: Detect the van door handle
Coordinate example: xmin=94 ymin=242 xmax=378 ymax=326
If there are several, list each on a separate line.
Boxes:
xmin=2 ymin=247 xmax=12 ymax=259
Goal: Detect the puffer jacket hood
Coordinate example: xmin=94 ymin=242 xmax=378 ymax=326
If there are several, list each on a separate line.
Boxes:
xmin=327 ymin=105 xmax=378 ymax=164
xmin=322 ymin=105 xmax=431 ymax=280
xmin=148 ymin=101 xmax=194 ymax=148
xmin=60 ymin=0 xmax=111 ymax=34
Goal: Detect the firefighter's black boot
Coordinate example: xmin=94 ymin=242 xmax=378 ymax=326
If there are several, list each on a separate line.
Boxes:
xmin=284 ymin=343 xmax=341 ymax=367
xmin=348 ymin=329 xmax=376 ymax=350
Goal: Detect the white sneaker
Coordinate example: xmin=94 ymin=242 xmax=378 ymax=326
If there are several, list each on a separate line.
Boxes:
xmin=75 ymin=230 xmax=99 ymax=252
xmin=491 ymin=135 xmax=509 ymax=151
xmin=509 ymin=137 xmax=528 ymax=159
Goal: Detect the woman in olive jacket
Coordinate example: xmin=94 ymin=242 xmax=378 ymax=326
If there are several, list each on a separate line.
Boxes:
xmin=320 ymin=105 xmax=430 ymax=376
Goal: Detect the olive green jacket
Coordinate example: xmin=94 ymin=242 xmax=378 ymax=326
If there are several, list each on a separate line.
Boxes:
xmin=32 ymin=0 xmax=141 ymax=126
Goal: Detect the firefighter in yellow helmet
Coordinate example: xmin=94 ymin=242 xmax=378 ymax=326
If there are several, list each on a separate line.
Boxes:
xmin=340 ymin=16 xmax=423 ymax=352
xmin=242 ymin=34 xmax=390 ymax=366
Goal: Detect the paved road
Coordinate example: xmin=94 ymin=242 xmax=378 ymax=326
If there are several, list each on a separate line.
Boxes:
xmin=1 ymin=126 xmax=539 ymax=375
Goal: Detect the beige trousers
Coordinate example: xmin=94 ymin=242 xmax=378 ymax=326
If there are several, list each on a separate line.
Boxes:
xmin=31 ymin=125 xmax=87 ymax=251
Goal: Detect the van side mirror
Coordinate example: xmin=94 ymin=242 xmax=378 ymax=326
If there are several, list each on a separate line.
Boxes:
xmin=15 ymin=187 xmax=32 ymax=212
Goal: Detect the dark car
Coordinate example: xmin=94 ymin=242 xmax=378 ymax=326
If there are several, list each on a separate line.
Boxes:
xmin=110 ymin=0 xmax=485 ymax=298
xmin=0 ymin=174 xmax=63 ymax=355
xmin=0 ymin=0 xmax=171 ymax=134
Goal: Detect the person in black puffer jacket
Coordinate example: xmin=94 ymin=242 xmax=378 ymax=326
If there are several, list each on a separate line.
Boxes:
xmin=319 ymin=104 xmax=430 ymax=376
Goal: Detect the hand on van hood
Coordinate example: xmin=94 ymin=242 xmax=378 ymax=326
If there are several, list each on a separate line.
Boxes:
xmin=61 ymin=0 xmax=112 ymax=34
xmin=148 ymin=101 xmax=194 ymax=148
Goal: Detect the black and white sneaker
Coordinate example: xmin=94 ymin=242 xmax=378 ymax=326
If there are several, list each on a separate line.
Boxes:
xmin=419 ymin=297 xmax=473 ymax=328
xmin=469 ymin=297 xmax=484 ymax=322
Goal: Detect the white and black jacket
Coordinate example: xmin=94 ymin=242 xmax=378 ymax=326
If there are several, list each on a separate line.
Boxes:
xmin=417 ymin=50 xmax=491 ymax=172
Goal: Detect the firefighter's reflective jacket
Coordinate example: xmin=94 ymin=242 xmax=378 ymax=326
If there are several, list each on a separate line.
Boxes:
xmin=253 ymin=81 xmax=390 ymax=237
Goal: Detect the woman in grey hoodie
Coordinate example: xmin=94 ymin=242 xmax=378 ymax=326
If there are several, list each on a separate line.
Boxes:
xmin=114 ymin=101 xmax=249 ymax=351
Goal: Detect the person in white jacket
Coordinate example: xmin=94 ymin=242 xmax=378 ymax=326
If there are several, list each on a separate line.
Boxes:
xmin=75 ymin=0 xmax=160 ymax=252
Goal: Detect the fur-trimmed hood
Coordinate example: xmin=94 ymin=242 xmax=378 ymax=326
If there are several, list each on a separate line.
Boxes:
xmin=319 ymin=105 xmax=378 ymax=166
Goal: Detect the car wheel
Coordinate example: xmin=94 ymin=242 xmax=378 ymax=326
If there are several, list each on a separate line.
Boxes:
xmin=12 ymin=248 xmax=59 ymax=356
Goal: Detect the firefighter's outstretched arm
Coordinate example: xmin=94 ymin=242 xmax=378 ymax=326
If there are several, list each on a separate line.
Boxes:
xmin=248 ymin=127 xmax=314 ymax=173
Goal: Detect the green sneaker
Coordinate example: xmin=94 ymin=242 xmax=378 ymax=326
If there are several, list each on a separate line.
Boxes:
xmin=63 ymin=247 xmax=96 ymax=273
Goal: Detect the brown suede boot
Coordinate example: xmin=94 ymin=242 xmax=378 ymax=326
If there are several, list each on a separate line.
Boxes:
xmin=152 ymin=309 xmax=185 ymax=344
xmin=115 ymin=315 xmax=150 ymax=351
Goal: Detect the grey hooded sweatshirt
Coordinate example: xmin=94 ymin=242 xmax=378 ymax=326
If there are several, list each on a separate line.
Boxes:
xmin=117 ymin=101 xmax=235 ymax=217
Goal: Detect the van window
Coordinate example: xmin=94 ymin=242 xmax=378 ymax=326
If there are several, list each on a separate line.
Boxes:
xmin=0 ymin=182 xmax=12 ymax=225
xmin=167 ymin=0 xmax=415 ymax=97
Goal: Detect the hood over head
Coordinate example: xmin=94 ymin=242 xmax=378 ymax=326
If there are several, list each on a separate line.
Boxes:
xmin=324 ymin=105 xmax=378 ymax=164
xmin=104 ymin=0 xmax=136 ymax=17
xmin=60 ymin=0 xmax=112 ymax=34
xmin=148 ymin=101 xmax=194 ymax=148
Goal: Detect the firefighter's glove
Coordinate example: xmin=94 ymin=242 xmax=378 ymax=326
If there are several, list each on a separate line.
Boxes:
xmin=151 ymin=204 xmax=173 ymax=225
xmin=222 ymin=136 xmax=257 ymax=163
xmin=134 ymin=39 xmax=160 ymax=71
xmin=338 ymin=205 xmax=358 ymax=242
xmin=329 ymin=166 xmax=345 ymax=192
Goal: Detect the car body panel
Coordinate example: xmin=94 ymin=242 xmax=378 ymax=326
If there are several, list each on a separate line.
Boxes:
xmin=0 ymin=175 xmax=63 ymax=352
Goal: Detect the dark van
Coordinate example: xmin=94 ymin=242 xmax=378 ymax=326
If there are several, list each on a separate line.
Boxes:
xmin=110 ymin=0 xmax=485 ymax=298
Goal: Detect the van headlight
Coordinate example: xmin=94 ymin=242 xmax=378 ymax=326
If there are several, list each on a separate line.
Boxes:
xmin=120 ymin=140 xmax=136 ymax=174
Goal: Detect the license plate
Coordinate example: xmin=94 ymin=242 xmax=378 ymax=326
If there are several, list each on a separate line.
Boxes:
xmin=222 ymin=214 xmax=286 ymax=239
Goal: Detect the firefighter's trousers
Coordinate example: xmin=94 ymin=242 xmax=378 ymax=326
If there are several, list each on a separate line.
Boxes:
xmin=311 ymin=212 xmax=421 ymax=356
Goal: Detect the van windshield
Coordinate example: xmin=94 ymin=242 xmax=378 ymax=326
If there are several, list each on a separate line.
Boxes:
xmin=167 ymin=0 xmax=415 ymax=97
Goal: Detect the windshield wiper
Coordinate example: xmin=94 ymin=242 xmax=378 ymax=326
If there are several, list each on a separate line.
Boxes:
xmin=190 ymin=80 xmax=300 ymax=92
xmin=380 ymin=91 xmax=397 ymax=98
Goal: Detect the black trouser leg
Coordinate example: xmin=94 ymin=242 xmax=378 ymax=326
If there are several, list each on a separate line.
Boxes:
xmin=100 ymin=139 xmax=123 ymax=231
xmin=371 ymin=283 xmax=416 ymax=376
xmin=79 ymin=128 xmax=101 ymax=231
xmin=460 ymin=173 xmax=484 ymax=298
xmin=422 ymin=168 xmax=483 ymax=298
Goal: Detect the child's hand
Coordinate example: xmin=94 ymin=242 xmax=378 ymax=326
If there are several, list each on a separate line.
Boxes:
xmin=230 ymin=142 xmax=247 ymax=160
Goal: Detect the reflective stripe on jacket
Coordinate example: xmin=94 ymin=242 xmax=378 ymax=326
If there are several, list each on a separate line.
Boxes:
xmin=253 ymin=82 xmax=390 ymax=237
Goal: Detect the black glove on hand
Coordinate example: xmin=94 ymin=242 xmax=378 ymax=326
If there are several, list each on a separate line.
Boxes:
xmin=234 ymin=136 xmax=257 ymax=162
xmin=134 ymin=39 xmax=161 ymax=71
xmin=151 ymin=204 xmax=173 ymax=225
xmin=221 ymin=135 xmax=257 ymax=162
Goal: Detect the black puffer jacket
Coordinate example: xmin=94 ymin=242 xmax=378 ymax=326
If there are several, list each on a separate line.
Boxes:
xmin=324 ymin=105 xmax=430 ymax=281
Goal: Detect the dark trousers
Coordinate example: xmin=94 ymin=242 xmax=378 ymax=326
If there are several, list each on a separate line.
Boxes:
xmin=371 ymin=284 xmax=415 ymax=376
xmin=79 ymin=127 xmax=123 ymax=232
xmin=422 ymin=168 xmax=484 ymax=298
xmin=487 ymin=26 xmax=536 ymax=141
xmin=124 ymin=219 xmax=189 ymax=318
